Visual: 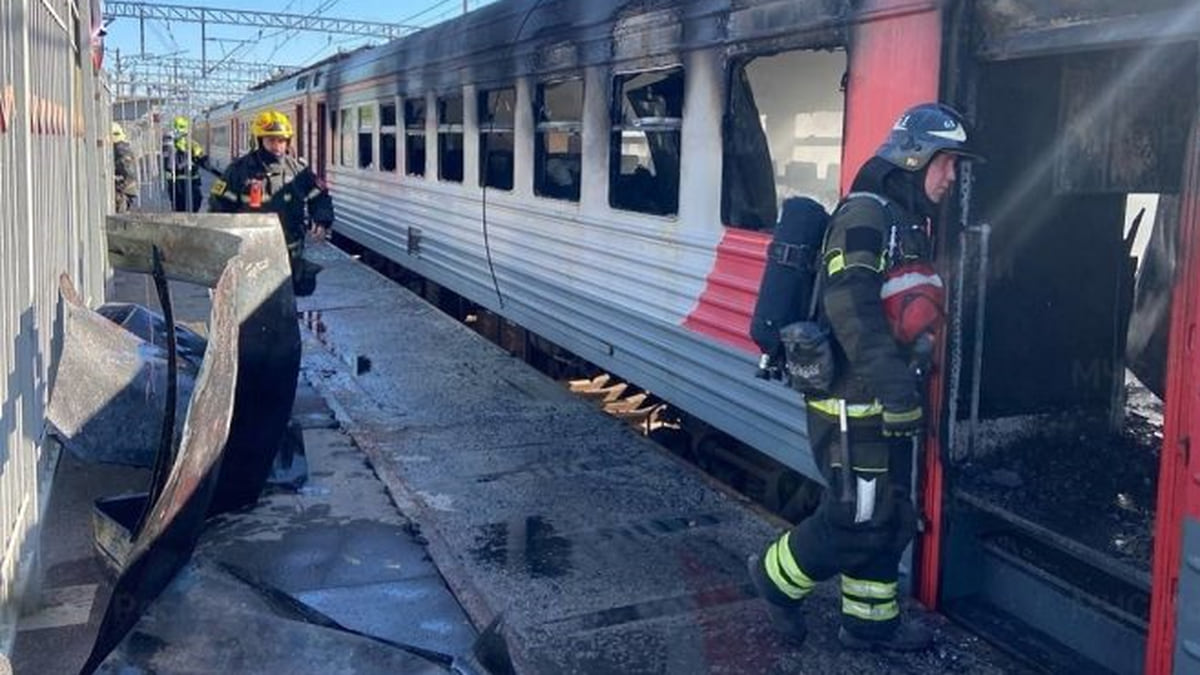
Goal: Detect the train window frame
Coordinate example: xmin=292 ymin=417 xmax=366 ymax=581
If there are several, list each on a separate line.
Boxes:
xmin=380 ymin=98 xmax=398 ymax=173
xmin=534 ymin=78 xmax=583 ymax=203
xmin=438 ymin=93 xmax=465 ymax=183
xmin=357 ymin=103 xmax=375 ymax=170
xmin=211 ymin=123 xmax=230 ymax=158
xmin=405 ymin=96 xmax=427 ymax=178
xmin=609 ymin=67 xmax=684 ymax=217
xmin=478 ymin=86 xmax=516 ymax=191
xmin=720 ymin=49 xmax=848 ymax=230
xmin=339 ymin=107 xmax=355 ymax=167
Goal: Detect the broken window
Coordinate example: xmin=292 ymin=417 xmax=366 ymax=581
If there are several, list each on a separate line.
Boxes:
xmin=405 ymin=97 xmax=426 ymax=177
xmin=357 ymin=104 xmax=374 ymax=170
xmin=438 ymin=93 xmax=464 ymax=183
xmin=535 ymin=79 xmax=583 ymax=202
xmin=479 ymin=87 xmax=515 ymax=191
xmin=338 ymin=107 xmax=353 ymax=167
xmin=609 ymin=68 xmax=683 ymax=216
xmin=380 ymin=101 xmax=397 ymax=172
xmin=722 ymin=49 xmax=846 ymax=230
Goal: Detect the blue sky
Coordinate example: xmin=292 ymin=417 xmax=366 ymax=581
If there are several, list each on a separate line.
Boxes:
xmin=104 ymin=1 xmax=497 ymax=77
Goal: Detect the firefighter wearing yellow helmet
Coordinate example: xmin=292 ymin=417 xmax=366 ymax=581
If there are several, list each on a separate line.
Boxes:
xmin=111 ymin=122 xmax=138 ymax=212
xmin=209 ymin=109 xmax=334 ymax=296
xmin=163 ymin=114 xmax=211 ymax=212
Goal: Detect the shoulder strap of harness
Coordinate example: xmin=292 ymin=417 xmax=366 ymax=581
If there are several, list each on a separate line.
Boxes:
xmin=809 ymin=192 xmax=898 ymax=319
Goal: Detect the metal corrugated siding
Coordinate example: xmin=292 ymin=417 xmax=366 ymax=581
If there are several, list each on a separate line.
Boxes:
xmin=331 ymin=171 xmax=818 ymax=478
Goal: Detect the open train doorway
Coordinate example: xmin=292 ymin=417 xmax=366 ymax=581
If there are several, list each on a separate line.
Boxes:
xmin=937 ymin=37 xmax=1197 ymax=674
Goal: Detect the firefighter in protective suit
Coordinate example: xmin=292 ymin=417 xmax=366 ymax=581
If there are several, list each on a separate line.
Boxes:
xmin=748 ymin=103 xmax=982 ymax=651
xmin=208 ymin=110 xmax=334 ymax=296
xmin=164 ymin=115 xmax=211 ymax=212
xmin=112 ymin=123 xmax=138 ymax=213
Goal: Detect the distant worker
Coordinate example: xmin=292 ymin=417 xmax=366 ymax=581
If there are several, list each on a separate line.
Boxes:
xmin=747 ymin=103 xmax=984 ymax=651
xmin=112 ymin=122 xmax=138 ymax=213
xmin=164 ymin=115 xmax=211 ymax=212
xmin=209 ymin=109 xmax=334 ymax=296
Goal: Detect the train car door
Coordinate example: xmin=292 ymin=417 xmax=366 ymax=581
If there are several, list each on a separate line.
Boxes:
xmin=934 ymin=2 xmax=1200 ymax=673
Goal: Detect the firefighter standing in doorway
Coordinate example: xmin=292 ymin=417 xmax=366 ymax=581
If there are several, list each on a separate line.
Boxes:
xmin=748 ymin=103 xmax=983 ymax=651
xmin=208 ymin=109 xmax=334 ymax=296
xmin=112 ymin=122 xmax=138 ymax=213
xmin=164 ymin=115 xmax=211 ymax=212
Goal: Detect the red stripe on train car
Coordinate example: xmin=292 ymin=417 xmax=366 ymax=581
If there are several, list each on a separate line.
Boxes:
xmin=681 ymin=227 xmax=769 ymax=355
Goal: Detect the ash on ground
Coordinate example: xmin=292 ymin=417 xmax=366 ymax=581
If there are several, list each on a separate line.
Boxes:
xmin=957 ymin=378 xmax=1162 ymax=570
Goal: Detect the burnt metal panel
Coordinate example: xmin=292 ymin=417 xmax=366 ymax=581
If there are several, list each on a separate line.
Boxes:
xmin=1177 ymin=518 xmax=1200 ymax=674
xmin=78 ymin=265 xmax=240 ymax=674
xmin=726 ymin=0 xmax=848 ymax=55
xmin=1055 ymin=48 xmax=1194 ymax=195
xmin=105 ymin=213 xmax=301 ymax=515
xmin=612 ymin=6 xmax=684 ymax=71
xmin=46 ymin=291 xmax=198 ymax=467
xmin=976 ymin=1 xmax=1200 ymax=60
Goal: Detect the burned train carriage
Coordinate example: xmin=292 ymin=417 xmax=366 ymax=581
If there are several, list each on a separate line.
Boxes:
xmin=203 ymin=0 xmax=1200 ymax=673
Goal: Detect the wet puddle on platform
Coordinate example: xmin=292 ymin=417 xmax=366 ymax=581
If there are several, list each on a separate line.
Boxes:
xmin=471 ymin=516 xmax=574 ymax=578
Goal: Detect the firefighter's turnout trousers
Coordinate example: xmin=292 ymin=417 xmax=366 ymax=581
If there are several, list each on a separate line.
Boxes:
xmin=757 ymin=402 xmax=917 ymax=638
xmin=170 ymin=177 xmax=203 ymax=213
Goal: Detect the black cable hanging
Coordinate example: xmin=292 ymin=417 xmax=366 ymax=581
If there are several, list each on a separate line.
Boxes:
xmin=479 ymin=0 xmax=549 ymax=310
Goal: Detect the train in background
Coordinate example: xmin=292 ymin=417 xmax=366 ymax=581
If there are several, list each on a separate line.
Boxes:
xmin=198 ymin=1 xmax=1200 ymax=673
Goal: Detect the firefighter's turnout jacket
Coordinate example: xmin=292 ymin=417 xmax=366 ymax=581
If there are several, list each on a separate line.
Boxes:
xmin=814 ymin=169 xmax=931 ymax=415
xmin=113 ymin=140 xmax=138 ymax=211
xmin=164 ymin=137 xmax=209 ymax=182
xmin=208 ymin=148 xmax=334 ymax=248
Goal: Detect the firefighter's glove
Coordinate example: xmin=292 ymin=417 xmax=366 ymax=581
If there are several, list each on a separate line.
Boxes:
xmin=882 ymin=405 xmax=924 ymax=438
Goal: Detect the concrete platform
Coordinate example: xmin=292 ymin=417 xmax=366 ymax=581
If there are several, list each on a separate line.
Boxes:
xmin=297 ymin=243 xmax=1032 ymax=675
xmin=14 ymin=238 xmax=1033 ymax=673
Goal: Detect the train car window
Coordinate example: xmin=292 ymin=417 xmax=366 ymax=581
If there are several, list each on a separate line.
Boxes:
xmin=479 ymin=87 xmax=515 ymax=191
xmin=722 ymin=49 xmax=847 ymax=229
xmin=211 ymin=124 xmax=229 ymax=155
xmin=609 ymin=68 xmax=683 ymax=216
xmin=438 ymin=94 xmax=464 ymax=183
xmin=358 ymin=104 xmax=375 ymax=170
xmin=534 ymin=79 xmax=583 ymax=202
xmin=380 ymin=102 xmax=397 ymax=172
xmin=405 ymin=98 xmax=426 ymax=177
xmin=339 ymin=108 xmax=354 ymax=167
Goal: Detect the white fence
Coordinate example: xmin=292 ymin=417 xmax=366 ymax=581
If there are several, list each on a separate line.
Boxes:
xmin=0 ymin=0 xmax=110 ymax=661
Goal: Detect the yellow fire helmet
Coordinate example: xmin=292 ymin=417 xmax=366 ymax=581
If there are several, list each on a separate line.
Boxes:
xmin=251 ymin=110 xmax=294 ymax=140
xmin=111 ymin=122 xmax=127 ymax=143
xmin=172 ymin=115 xmax=190 ymax=135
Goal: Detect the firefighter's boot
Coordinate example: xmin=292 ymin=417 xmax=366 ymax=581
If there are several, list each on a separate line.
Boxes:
xmin=746 ymin=554 xmax=808 ymax=645
xmin=838 ymin=617 xmax=933 ymax=652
